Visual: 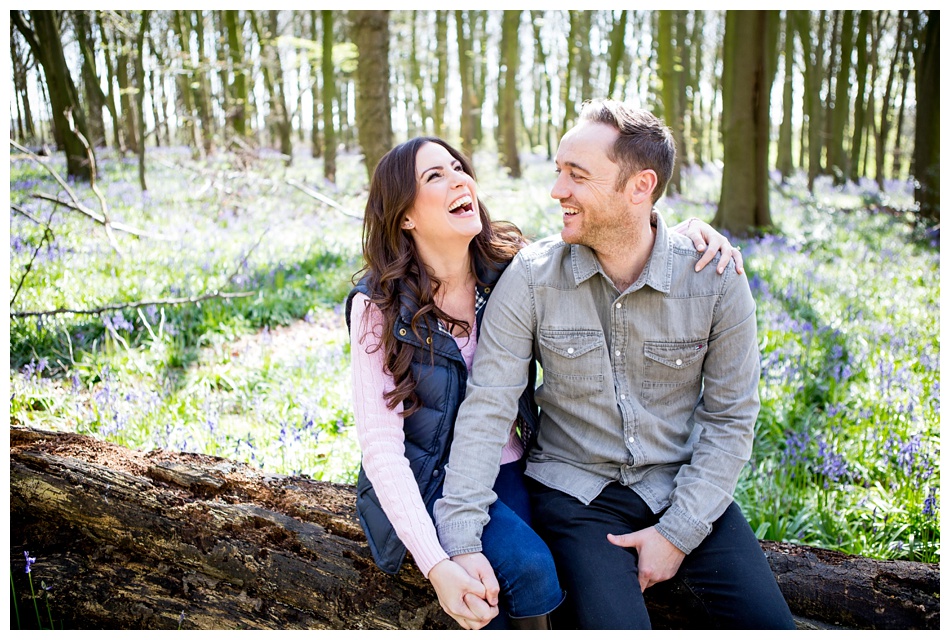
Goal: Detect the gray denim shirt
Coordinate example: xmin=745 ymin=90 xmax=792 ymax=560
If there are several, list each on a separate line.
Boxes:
xmin=434 ymin=213 xmax=759 ymax=556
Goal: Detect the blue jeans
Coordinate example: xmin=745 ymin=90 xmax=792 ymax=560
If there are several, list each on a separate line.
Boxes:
xmin=431 ymin=459 xmax=562 ymax=627
xmin=529 ymin=479 xmax=795 ymax=630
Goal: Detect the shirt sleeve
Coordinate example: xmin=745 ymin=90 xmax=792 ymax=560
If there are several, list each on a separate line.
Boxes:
xmin=349 ymin=293 xmax=448 ymax=576
xmin=654 ymin=268 xmax=760 ymax=554
xmin=434 ymin=257 xmax=537 ymax=556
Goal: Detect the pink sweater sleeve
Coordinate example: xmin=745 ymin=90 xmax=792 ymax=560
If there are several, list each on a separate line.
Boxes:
xmin=349 ymin=293 xmax=449 ymax=577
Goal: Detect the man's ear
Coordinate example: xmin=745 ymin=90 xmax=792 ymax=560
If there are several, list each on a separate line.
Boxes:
xmin=626 ymin=169 xmax=658 ymax=206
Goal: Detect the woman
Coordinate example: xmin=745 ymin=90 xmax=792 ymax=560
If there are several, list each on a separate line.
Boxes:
xmin=346 ymin=137 xmax=741 ymax=630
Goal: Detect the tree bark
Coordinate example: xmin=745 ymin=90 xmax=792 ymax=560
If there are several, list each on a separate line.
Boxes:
xmin=352 ymin=10 xmax=394 ymax=180
xmin=828 ymin=10 xmax=854 ymax=183
xmin=455 ymin=10 xmax=476 ymax=160
xmin=321 ymin=11 xmax=336 ymax=182
xmin=658 ymin=10 xmax=683 ymax=194
xmin=499 ymin=10 xmax=522 ymax=178
xmin=714 ymin=10 xmax=773 ymax=235
xmin=433 ymin=11 xmax=448 ymax=139
xmin=73 ymin=11 xmax=106 ymax=148
xmin=10 ymin=426 xmax=939 ymax=630
xmin=912 ymin=10 xmax=939 ymax=223
xmin=134 ymin=10 xmax=150 ymax=191
xmin=776 ymin=11 xmax=795 ymax=180
xmin=849 ymin=10 xmax=870 ymax=183
xmin=12 ymin=10 xmax=94 ymax=180
xmin=225 ymin=10 xmax=248 ymax=140
xmin=876 ymin=11 xmax=905 ymax=189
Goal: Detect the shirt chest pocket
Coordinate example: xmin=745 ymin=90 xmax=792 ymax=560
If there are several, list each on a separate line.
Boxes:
xmin=539 ymin=330 xmax=605 ymax=399
xmin=642 ymin=341 xmax=707 ymax=387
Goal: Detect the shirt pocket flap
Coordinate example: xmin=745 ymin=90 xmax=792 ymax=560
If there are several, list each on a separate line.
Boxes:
xmin=539 ymin=330 xmax=603 ymax=359
xmin=643 ymin=341 xmax=708 ymax=369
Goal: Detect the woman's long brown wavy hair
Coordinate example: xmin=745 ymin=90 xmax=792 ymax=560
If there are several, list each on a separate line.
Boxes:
xmin=354 ymin=137 xmax=524 ymax=417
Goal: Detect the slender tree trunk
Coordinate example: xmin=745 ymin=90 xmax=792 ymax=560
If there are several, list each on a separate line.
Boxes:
xmin=795 ymin=10 xmax=822 ymax=193
xmin=134 ymin=10 xmax=150 ymax=191
xmin=822 ymin=11 xmax=841 ymax=178
xmin=658 ymin=11 xmax=682 ymax=193
xmin=876 ymin=11 xmax=905 ymax=189
xmin=410 ymin=12 xmax=428 ymax=135
xmin=892 ymin=11 xmax=917 ymax=180
xmin=73 ymin=11 xmax=106 ymax=147
xmin=10 ymin=28 xmax=36 ymax=141
xmin=828 ymin=10 xmax=854 ymax=183
xmin=225 ymin=10 xmax=248 ymax=139
xmin=252 ymin=11 xmax=293 ymax=164
xmin=499 ymin=10 xmax=522 ymax=178
xmin=12 ymin=10 xmax=94 ymax=180
xmin=606 ymin=10 xmax=628 ymax=99
xmin=849 ymin=10 xmax=870 ymax=183
xmin=173 ymin=11 xmax=203 ymax=157
xmin=456 ymin=10 xmax=475 ymax=160
xmin=193 ymin=11 xmax=216 ymax=154
xmin=777 ymin=11 xmax=796 ymax=180
xmin=689 ymin=10 xmax=706 ymax=166
xmin=861 ymin=12 xmax=887 ymax=180
xmin=309 ymin=11 xmax=322 ymax=158
xmin=322 ymin=10 xmax=336 ymax=182
xmin=913 ymin=11 xmax=938 ymax=223
xmin=97 ymin=12 xmax=125 ymax=153
xmin=433 ymin=12 xmax=448 ymax=139
xmin=562 ymin=10 xmax=579 ymax=137
xmin=714 ymin=11 xmax=773 ymax=235
xmin=473 ymin=11 xmax=489 ymax=149
xmin=352 ymin=10 xmax=393 ymax=180
xmin=115 ymin=21 xmax=140 ymax=155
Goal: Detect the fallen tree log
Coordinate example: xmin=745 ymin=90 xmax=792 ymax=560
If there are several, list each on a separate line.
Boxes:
xmin=10 ymin=426 xmax=939 ymax=630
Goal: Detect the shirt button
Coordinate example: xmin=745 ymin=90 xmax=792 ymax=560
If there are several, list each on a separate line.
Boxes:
xmin=620 ymin=394 xmax=626 ymax=400
xmin=628 ymin=437 xmax=635 ymax=443
xmin=615 ymin=350 xmax=621 ymax=357
xmin=615 ymin=303 xmax=622 ymax=309
xmin=432 ymin=469 xmax=440 ymax=477
xmin=567 ymin=347 xmax=575 ymax=354
xmin=675 ymin=359 xmax=683 ymax=366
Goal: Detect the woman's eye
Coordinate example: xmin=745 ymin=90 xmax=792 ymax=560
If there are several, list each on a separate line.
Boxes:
xmin=426 ymin=172 xmax=441 ymax=182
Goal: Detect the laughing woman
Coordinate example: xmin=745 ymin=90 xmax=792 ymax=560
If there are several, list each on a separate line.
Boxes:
xmin=345 ymin=137 xmax=740 ymax=629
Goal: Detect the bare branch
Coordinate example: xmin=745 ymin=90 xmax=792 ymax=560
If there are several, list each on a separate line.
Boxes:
xmin=286 ymin=179 xmax=363 ymax=220
xmin=10 ymin=290 xmax=257 ymax=319
xmin=10 ymin=205 xmax=58 ymax=308
xmin=31 ymin=193 xmax=166 ymax=239
xmin=11 ymin=203 xmax=45 ymax=226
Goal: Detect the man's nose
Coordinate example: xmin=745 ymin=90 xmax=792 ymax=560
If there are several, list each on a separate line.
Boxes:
xmin=550 ymin=173 xmax=568 ymax=200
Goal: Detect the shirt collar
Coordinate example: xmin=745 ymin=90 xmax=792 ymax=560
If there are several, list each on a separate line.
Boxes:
xmin=569 ymin=210 xmax=672 ymax=294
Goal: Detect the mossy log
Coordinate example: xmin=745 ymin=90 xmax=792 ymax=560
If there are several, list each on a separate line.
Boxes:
xmin=10 ymin=427 xmax=939 ymax=630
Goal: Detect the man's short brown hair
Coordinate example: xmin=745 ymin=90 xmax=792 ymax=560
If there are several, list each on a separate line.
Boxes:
xmin=578 ymin=100 xmax=676 ymax=203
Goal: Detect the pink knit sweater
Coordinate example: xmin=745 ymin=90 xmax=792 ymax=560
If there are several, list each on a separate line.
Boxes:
xmin=349 ymin=293 xmax=524 ymax=577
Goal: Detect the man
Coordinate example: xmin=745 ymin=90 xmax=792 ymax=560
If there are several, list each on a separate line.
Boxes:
xmin=434 ymin=100 xmax=795 ymax=629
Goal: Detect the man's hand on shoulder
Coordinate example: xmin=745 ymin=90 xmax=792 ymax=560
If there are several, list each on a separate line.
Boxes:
xmin=607 ymin=526 xmax=686 ymax=592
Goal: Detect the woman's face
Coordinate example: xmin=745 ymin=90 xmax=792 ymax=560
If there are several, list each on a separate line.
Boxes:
xmin=403 ymin=142 xmax=482 ymax=247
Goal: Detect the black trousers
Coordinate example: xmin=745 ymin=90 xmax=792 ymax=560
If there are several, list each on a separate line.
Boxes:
xmin=529 ymin=479 xmax=796 ymax=630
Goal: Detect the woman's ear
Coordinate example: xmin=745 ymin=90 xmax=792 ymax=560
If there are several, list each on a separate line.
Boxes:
xmin=402 ymin=218 xmax=415 ymax=230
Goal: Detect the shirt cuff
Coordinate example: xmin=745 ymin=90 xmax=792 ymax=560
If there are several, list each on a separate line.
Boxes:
xmin=436 ymin=520 xmax=485 ymax=558
xmin=655 ymin=503 xmax=712 ymax=555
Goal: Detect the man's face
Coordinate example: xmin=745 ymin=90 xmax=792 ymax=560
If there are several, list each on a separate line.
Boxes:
xmin=550 ymin=122 xmax=632 ymax=250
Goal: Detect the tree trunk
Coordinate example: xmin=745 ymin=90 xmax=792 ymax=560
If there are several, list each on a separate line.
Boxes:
xmin=352 ymin=10 xmax=394 ymax=180
xmin=891 ymin=11 xmax=917 ymax=181
xmin=173 ymin=10 xmax=204 ymax=158
xmin=714 ymin=10 xmax=773 ymax=235
xmin=309 ymin=11 xmax=322 ymax=158
xmin=73 ymin=11 xmax=106 ymax=148
xmin=321 ymin=10 xmax=336 ymax=182
xmin=97 ymin=11 xmax=125 ymax=154
xmin=561 ymin=10 xmax=579 ymax=137
xmin=115 ymin=20 xmax=140 ymax=155
xmin=822 ymin=10 xmax=841 ymax=178
xmin=455 ymin=10 xmax=475 ymax=160
xmin=134 ymin=10 xmax=150 ymax=191
xmin=499 ymin=10 xmax=522 ymax=178
xmin=251 ymin=11 xmax=293 ymax=164
xmin=795 ymin=10 xmax=822 ymax=192
xmin=10 ymin=21 xmax=37 ymax=141
xmin=606 ymin=10 xmax=628 ymax=99
xmin=409 ymin=12 xmax=428 ymax=136
xmin=225 ymin=10 xmax=248 ymax=140
xmin=433 ymin=11 xmax=448 ymax=139
xmin=829 ymin=10 xmax=854 ymax=183
xmin=193 ymin=10 xmax=216 ymax=154
xmin=689 ymin=10 xmax=706 ymax=167
xmin=849 ymin=10 xmax=870 ymax=183
xmin=12 ymin=10 xmax=94 ymax=180
xmin=658 ymin=11 xmax=683 ymax=194
xmin=10 ymin=426 xmax=939 ymax=630
xmin=912 ymin=11 xmax=938 ymax=223
xmin=876 ymin=11 xmax=905 ymax=189
xmin=776 ymin=11 xmax=795 ymax=180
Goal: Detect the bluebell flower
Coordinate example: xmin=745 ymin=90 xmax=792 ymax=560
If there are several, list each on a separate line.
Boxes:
xmin=24 ymin=551 xmax=36 ymax=574
xmin=922 ymin=487 xmax=938 ymax=519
